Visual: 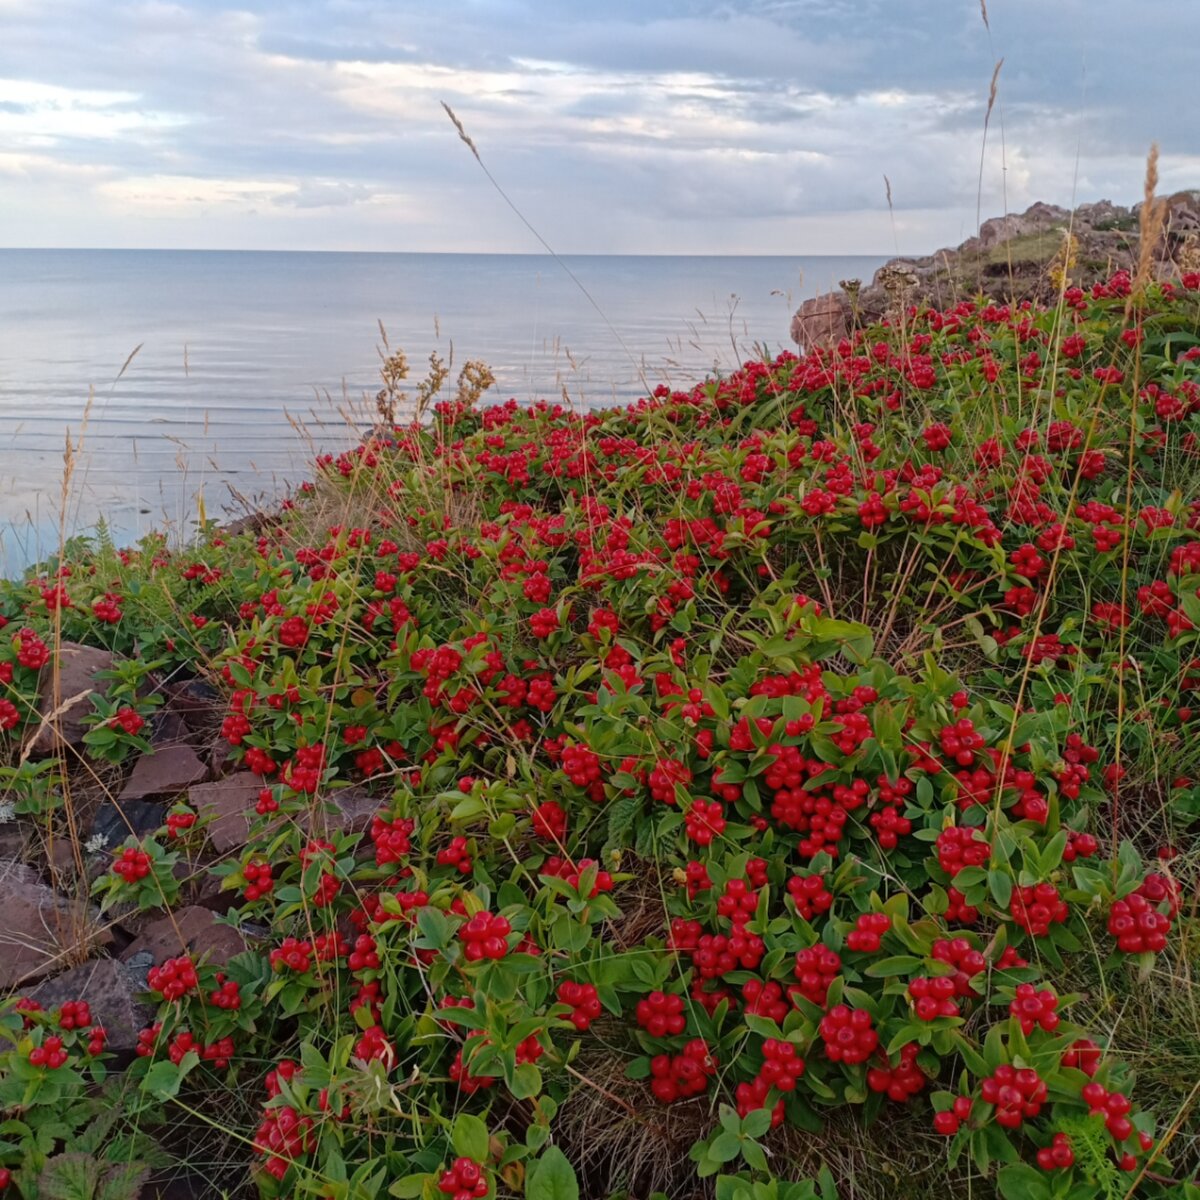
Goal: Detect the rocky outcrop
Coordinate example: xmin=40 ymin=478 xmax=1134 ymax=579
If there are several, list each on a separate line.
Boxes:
xmin=792 ymin=191 xmax=1200 ymax=349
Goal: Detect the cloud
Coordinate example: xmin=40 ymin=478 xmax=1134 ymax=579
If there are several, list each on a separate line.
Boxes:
xmin=0 ymin=0 xmax=1191 ymax=252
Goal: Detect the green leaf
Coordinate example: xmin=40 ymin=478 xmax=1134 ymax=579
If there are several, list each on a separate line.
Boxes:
xmin=389 ymin=1175 xmax=431 ymax=1198
xmin=708 ymin=1132 xmax=742 ymax=1163
xmin=509 ymin=1062 xmax=542 ymax=1099
xmin=452 ymin=1113 xmax=490 ymax=1163
xmin=988 ymin=869 xmax=1013 ymax=910
xmin=526 ymin=1146 xmax=579 ymax=1200
xmin=865 ymin=955 xmax=923 ymax=978
xmin=143 ymin=1052 xmax=197 ymax=1101
xmin=996 ymin=1163 xmax=1051 ymax=1200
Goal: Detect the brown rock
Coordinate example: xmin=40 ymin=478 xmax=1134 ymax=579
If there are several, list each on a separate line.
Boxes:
xmin=160 ymin=678 xmax=222 ymax=721
xmin=119 ymin=745 xmax=209 ymax=801
xmin=150 ymin=708 xmax=192 ymax=747
xmin=189 ymin=774 xmax=271 ymax=854
xmin=0 ymin=858 xmax=111 ymax=988
xmin=28 ymin=956 xmax=152 ymax=1052
xmin=27 ymin=642 xmax=115 ymax=757
xmin=789 ymin=294 xmax=849 ymax=351
xmin=208 ymin=737 xmax=236 ymax=778
xmin=120 ymin=905 xmax=247 ymax=967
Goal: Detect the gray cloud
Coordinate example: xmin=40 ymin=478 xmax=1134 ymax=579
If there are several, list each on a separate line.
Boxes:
xmin=0 ymin=1 xmax=1191 ymax=253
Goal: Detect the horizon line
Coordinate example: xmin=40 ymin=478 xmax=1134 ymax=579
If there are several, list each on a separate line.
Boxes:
xmin=0 ymin=246 xmax=896 ymax=258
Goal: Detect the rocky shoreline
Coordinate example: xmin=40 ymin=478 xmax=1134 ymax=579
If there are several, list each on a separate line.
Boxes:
xmin=791 ymin=191 xmax=1200 ymax=349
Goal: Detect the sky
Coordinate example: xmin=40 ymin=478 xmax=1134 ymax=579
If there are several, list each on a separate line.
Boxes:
xmin=0 ymin=0 xmax=1196 ymax=255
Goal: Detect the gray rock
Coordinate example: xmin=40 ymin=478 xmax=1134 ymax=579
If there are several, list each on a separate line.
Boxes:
xmin=91 ymin=799 xmax=165 ymax=845
xmin=0 ymin=858 xmax=111 ymax=989
xmin=27 ymin=956 xmax=152 ymax=1053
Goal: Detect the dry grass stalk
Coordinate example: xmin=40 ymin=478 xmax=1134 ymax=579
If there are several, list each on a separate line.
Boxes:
xmin=1132 ymin=142 xmax=1166 ymax=299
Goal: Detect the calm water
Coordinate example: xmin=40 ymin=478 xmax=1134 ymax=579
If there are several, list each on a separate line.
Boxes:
xmin=0 ymin=250 xmax=885 ymax=572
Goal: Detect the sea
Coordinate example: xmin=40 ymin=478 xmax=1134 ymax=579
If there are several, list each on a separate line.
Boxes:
xmin=0 ymin=250 xmax=886 ymax=574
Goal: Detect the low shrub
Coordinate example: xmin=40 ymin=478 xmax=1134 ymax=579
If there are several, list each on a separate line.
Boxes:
xmin=1 ymin=270 xmax=1199 ymax=1199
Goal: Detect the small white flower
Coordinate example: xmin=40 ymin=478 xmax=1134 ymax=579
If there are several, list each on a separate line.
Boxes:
xmin=84 ymin=833 xmax=109 ymax=854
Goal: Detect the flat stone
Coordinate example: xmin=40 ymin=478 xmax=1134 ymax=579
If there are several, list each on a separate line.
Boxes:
xmin=150 ymin=709 xmax=192 ymax=748
xmin=28 ymin=642 xmax=115 ymax=757
xmin=120 ymin=745 xmax=208 ymax=801
xmin=0 ymin=858 xmax=111 ymax=989
xmin=305 ymin=785 xmax=379 ymax=838
xmin=189 ymin=774 xmax=269 ymax=854
xmin=27 ymin=957 xmax=152 ymax=1053
xmin=120 ymin=905 xmax=247 ymax=968
xmin=208 ymin=738 xmax=236 ymax=778
xmin=91 ymin=798 xmax=165 ymax=846
xmin=159 ymin=678 xmax=222 ymax=720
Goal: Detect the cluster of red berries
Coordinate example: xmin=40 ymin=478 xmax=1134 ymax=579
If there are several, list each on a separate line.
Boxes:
xmin=1061 ymin=1037 xmax=1102 ymax=1076
xmin=818 ymin=1005 xmax=878 ymax=1064
xmin=354 ymin=1024 xmax=393 ymax=1066
xmin=459 ymin=912 xmax=511 ymax=961
xmin=936 ymin=825 xmax=991 ymax=876
xmin=56 ymin=1000 xmax=91 ymax=1029
xmin=436 ymin=836 xmax=473 ymax=873
xmin=1108 ymin=888 xmax=1172 ymax=954
xmin=846 ymin=911 xmax=891 ymax=952
xmin=556 ymin=981 xmax=602 ymax=1031
xmin=209 ymin=975 xmax=242 ymax=1010
xmin=270 ymin=937 xmax=313 ymax=974
xmin=933 ymin=1095 xmax=975 ymax=1135
xmin=254 ymin=1103 xmax=315 ymax=1181
xmin=370 ymin=815 xmax=415 ymax=866
xmin=685 ymin=798 xmax=726 ymax=845
xmin=168 ymin=1031 xmax=235 ymax=1069
xmin=437 ymin=1157 xmax=488 ymax=1200
xmin=981 ymin=1064 xmax=1048 ymax=1128
xmin=867 ymin=1042 xmax=927 ymax=1103
xmin=1010 ymin=882 xmax=1069 ymax=937
xmin=541 ymin=856 xmax=613 ymax=897
xmin=561 ymin=743 xmax=603 ymax=798
xmin=939 ymin=718 xmax=986 ymax=766
xmin=649 ymin=1038 xmax=717 ymax=1104
xmin=792 ymin=945 xmax=841 ymax=1007
xmin=165 ymin=808 xmax=197 ymax=839
xmin=348 ymin=933 xmax=380 ymax=973
xmin=530 ymin=799 xmax=567 ymax=839
xmin=108 ymin=706 xmax=146 ymax=736
xmin=930 ymin=937 xmax=986 ymax=995
xmin=243 ymin=858 xmax=273 ymax=902
xmin=111 ymin=845 xmax=152 ymax=883
xmin=1081 ymin=1082 xmax=1139 ymax=1143
xmin=1036 ymin=1132 xmax=1075 ymax=1171
xmin=908 ymin=974 xmax=961 ymax=1021
xmin=1009 ymin=984 xmax=1060 ymax=1034
xmin=28 ymin=1035 xmax=68 ymax=1069
xmin=787 ymin=872 xmax=833 ymax=921
xmin=14 ymin=627 xmax=49 ymax=670
xmin=736 ymin=1038 xmax=804 ymax=1124
xmin=146 ymin=955 xmax=199 ymax=1001
xmin=636 ymin=991 xmax=686 ymax=1037
xmin=449 ymin=1044 xmax=496 ymax=1095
